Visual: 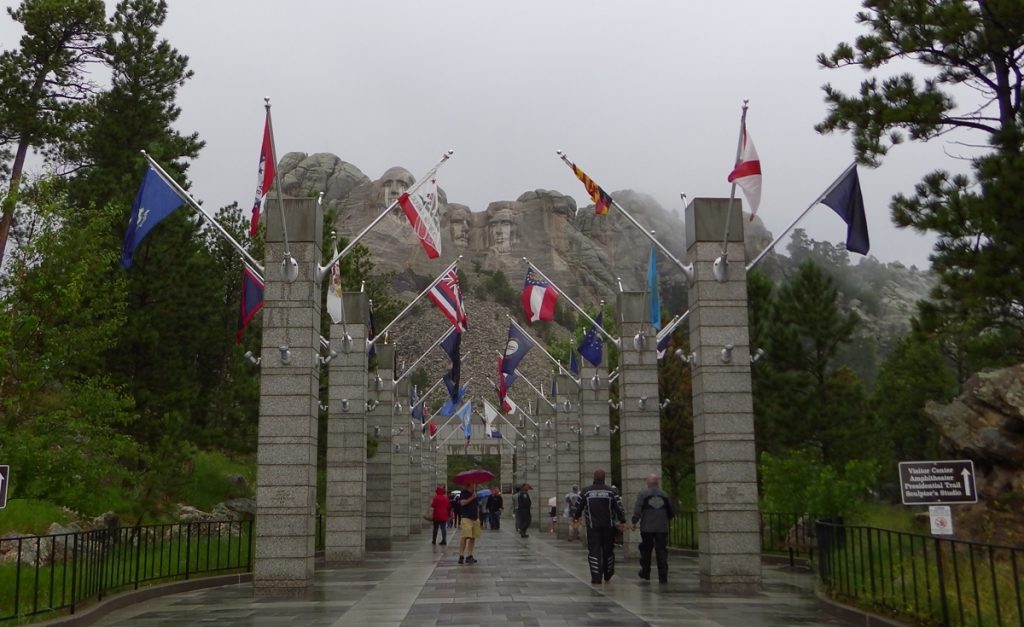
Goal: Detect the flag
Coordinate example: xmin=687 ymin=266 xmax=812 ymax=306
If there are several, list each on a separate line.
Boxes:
xmin=399 ymin=178 xmax=442 ymax=259
xmin=550 ymin=377 xmax=557 ymax=397
xmin=121 ymin=167 xmax=184 ymax=268
xmin=427 ymin=419 xmax=437 ymax=437
xmin=235 ymin=265 xmax=264 ymax=344
xmin=410 ymin=385 xmax=424 ymax=422
xmin=326 ymin=262 xmax=343 ymax=324
xmin=727 ymin=120 xmax=762 ymax=218
xmin=250 ymin=113 xmax=275 ymax=236
xmin=821 ymin=165 xmax=869 ymax=255
xmin=481 ymin=401 xmax=501 ymax=436
xmin=657 ymin=333 xmax=669 ymax=361
xmin=502 ymin=394 xmax=518 ymax=415
xmin=521 ymin=267 xmax=557 ymax=323
xmin=367 ymin=302 xmax=377 ymax=358
xmin=647 ymin=246 xmax=661 ymax=331
xmin=578 ymin=313 xmax=604 ymax=367
xmin=569 ymin=346 xmax=579 ymax=375
xmin=500 ymin=323 xmax=535 ymax=381
xmin=441 ymin=330 xmax=462 ymax=401
xmin=441 ymin=384 xmax=468 ymax=417
xmin=570 ymin=161 xmax=613 ymax=216
xmin=427 ymin=269 xmax=468 ymax=332
xmin=457 ymin=400 xmax=473 ymax=441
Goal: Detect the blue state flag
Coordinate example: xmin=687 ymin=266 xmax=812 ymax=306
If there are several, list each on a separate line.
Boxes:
xmin=569 ymin=346 xmax=579 ymax=375
xmin=657 ymin=333 xmax=669 ymax=361
xmin=821 ymin=165 xmax=869 ymax=255
xmin=121 ymin=167 xmax=184 ymax=268
xmin=500 ymin=323 xmax=535 ymax=380
xmin=647 ymin=246 xmax=661 ymax=331
xmin=440 ymin=384 xmax=468 ymax=417
xmin=457 ymin=400 xmax=473 ymax=440
xmin=578 ymin=312 xmax=604 ymax=367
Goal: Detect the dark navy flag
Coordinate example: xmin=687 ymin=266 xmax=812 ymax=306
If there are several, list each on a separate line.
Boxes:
xmin=410 ymin=385 xmax=424 ymax=422
xmin=500 ymin=323 xmax=535 ymax=381
xmin=569 ymin=347 xmax=579 ymax=375
xmin=441 ymin=330 xmax=462 ymax=401
xmin=122 ymin=167 xmax=185 ymax=268
xmin=235 ymin=265 xmax=264 ymax=344
xmin=578 ymin=313 xmax=604 ymax=367
xmin=655 ymin=336 xmax=671 ymax=360
xmin=821 ymin=165 xmax=869 ymax=255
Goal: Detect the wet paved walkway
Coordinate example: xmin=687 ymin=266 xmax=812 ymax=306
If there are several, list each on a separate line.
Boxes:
xmin=98 ymin=525 xmax=859 ymax=626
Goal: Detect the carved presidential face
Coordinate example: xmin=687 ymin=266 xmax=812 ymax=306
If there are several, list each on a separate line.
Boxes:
xmin=377 ymin=167 xmax=414 ymax=207
xmin=446 ymin=204 xmax=471 ymax=248
xmin=487 ymin=204 xmax=517 ymax=253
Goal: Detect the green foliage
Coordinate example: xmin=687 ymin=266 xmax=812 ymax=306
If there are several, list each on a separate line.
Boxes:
xmin=474 ymin=268 xmax=518 ymax=310
xmin=175 ymin=450 xmax=255 ymax=512
xmin=0 ymin=499 xmax=72 ymax=536
xmin=818 ymin=0 xmax=1024 ymax=377
xmin=760 ymin=448 xmax=879 ymax=518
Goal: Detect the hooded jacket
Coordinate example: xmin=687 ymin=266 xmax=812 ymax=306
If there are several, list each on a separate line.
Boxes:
xmin=431 ymin=487 xmax=452 ymax=522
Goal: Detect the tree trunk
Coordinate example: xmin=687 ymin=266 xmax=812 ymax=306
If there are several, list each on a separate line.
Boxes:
xmin=0 ymin=138 xmax=31 ymax=270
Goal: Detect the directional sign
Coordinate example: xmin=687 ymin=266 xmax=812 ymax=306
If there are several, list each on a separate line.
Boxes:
xmin=0 ymin=465 xmax=8 ymax=509
xmin=899 ymin=460 xmax=977 ymax=505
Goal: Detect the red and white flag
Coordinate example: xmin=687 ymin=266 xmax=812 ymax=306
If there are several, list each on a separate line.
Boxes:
xmin=727 ymin=121 xmax=762 ymax=219
xmin=250 ymin=113 xmax=275 ymax=237
xmin=521 ymin=267 xmax=557 ymax=323
xmin=399 ymin=178 xmax=442 ymax=259
xmin=427 ymin=269 xmax=468 ymax=332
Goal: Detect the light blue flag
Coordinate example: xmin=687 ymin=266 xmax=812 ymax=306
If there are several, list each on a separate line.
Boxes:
xmin=647 ymin=246 xmax=661 ymax=331
xmin=457 ymin=400 xmax=473 ymax=440
xmin=440 ymin=384 xmax=468 ymax=417
xmin=121 ymin=167 xmax=184 ymax=268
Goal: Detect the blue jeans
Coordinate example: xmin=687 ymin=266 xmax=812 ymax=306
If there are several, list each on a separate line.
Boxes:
xmin=432 ymin=521 xmax=447 ymax=544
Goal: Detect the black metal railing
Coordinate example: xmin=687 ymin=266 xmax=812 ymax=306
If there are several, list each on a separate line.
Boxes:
xmin=0 ymin=520 xmax=253 ymax=623
xmin=668 ymin=511 xmax=819 ymax=564
xmin=816 ymin=520 xmax=1024 ymax=627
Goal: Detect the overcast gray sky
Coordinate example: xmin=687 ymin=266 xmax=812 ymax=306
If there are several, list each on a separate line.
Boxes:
xmin=5 ymin=0 xmax=987 ymax=269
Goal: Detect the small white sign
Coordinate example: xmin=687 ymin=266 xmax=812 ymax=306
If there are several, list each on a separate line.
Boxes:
xmin=929 ymin=505 xmax=954 ymax=535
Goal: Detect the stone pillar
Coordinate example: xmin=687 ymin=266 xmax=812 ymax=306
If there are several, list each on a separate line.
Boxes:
xmin=616 ymin=291 xmax=662 ymax=558
xmin=554 ymin=374 xmax=581 ymax=539
xmin=535 ymin=394 xmax=557 ymax=533
xmin=391 ymin=378 xmax=410 ymax=539
xmin=365 ymin=345 xmax=396 ymax=551
xmin=325 ymin=294 xmax=368 ymax=563
xmin=686 ymin=198 xmax=761 ymax=592
xmin=500 ymin=436 xmax=514 ymax=492
xmin=409 ymin=416 xmax=423 ymax=535
xmin=579 ymin=356 xmax=611 ymax=501
xmin=255 ymin=197 xmax=322 ymax=596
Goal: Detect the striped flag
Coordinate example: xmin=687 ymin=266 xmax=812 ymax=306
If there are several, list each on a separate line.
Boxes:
xmin=427 ymin=269 xmax=468 ymax=332
xmin=521 ymin=266 xmax=557 ymax=323
xmin=250 ymin=112 xmax=275 ymax=236
xmin=399 ymin=178 xmax=442 ymax=259
xmin=727 ymin=119 xmax=762 ymax=218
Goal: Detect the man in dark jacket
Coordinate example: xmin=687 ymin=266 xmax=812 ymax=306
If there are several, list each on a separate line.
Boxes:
xmin=486 ymin=487 xmax=504 ymax=530
xmin=514 ymin=483 xmax=532 ymax=537
xmin=571 ymin=469 xmax=626 ymax=584
xmin=631 ymin=473 xmax=676 ymax=583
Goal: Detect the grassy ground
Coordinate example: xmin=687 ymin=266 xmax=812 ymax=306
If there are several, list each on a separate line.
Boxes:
xmin=0 ymin=500 xmax=72 ymax=536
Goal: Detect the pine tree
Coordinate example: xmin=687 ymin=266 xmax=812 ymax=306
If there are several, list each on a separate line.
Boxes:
xmin=817 ymin=0 xmax=1024 ymax=375
xmin=0 ymin=0 xmax=107 ymax=268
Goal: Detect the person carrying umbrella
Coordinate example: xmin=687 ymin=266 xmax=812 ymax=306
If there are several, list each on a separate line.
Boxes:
xmin=453 ymin=469 xmax=493 ymax=564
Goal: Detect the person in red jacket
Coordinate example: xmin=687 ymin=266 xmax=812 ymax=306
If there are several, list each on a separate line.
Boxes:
xmin=431 ymin=485 xmax=452 ymax=545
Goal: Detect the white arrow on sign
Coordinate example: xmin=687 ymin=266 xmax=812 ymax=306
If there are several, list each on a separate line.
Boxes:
xmin=0 ymin=470 xmax=4 ymax=494
xmin=961 ymin=468 xmax=973 ymax=497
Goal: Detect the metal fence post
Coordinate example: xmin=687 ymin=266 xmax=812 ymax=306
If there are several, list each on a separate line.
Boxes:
xmin=184 ymin=523 xmax=193 ymax=580
xmin=934 ymin=537 xmax=950 ymax=627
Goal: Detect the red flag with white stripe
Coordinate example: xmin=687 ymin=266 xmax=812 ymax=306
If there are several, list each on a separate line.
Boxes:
xmin=427 ymin=269 xmax=468 ymax=331
xmin=399 ymin=178 xmax=442 ymax=259
xmin=727 ymin=122 xmax=762 ymax=219
xmin=250 ymin=113 xmax=275 ymax=236
xmin=521 ymin=267 xmax=557 ymax=323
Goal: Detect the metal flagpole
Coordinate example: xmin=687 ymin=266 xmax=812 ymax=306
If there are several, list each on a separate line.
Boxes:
xmin=264 ymin=98 xmax=299 ymax=282
xmin=369 ymin=256 xmax=462 ymax=347
xmin=394 ymin=326 xmax=456 ymax=384
xmin=521 ymin=258 xmax=619 ymax=346
xmin=505 ymin=316 xmax=580 ymax=384
xmin=718 ymin=101 xmax=749 ymax=263
xmin=486 ymin=376 xmax=541 ymax=426
xmin=318 ymin=150 xmax=455 ymax=281
xmin=414 ymin=373 xmax=473 ymax=414
xmin=745 ymin=161 xmax=858 ymax=272
xmin=556 ymin=150 xmax=694 ymax=285
xmin=141 ymin=152 xmax=263 ymax=274
xmin=475 ymin=408 xmax=518 ymax=450
xmin=656 ymin=309 xmax=691 ymax=344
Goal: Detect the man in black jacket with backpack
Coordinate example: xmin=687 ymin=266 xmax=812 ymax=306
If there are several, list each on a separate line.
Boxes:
xmin=571 ymin=469 xmax=626 ymax=584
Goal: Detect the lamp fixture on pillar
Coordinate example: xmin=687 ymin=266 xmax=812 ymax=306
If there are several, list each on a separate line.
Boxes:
xmin=366 ymin=399 xmax=379 ymax=411
xmin=660 ymin=398 xmax=671 ymax=409
xmin=338 ymin=334 xmax=353 ymax=354
xmin=720 ymin=344 xmax=734 ymax=364
xmin=712 ymin=253 xmax=729 ymax=283
xmin=340 ymin=399 xmax=350 ymax=412
xmin=373 ymin=375 xmax=384 ymax=391
xmin=563 ymin=441 xmax=572 ymax=451
xmin=243 ymin=351 xmax=261 ymax=366
xmin=373 ymin=425 xmax=381 ymax=437
xmin=561 ymin=400 xmax=573 ymax=413
xmin=394 ymin=402 xmax=403 ymax=412
xmin=609 ymin=425 xmax=620 ymax=434
xmin=593 ymin=424 xmax=601 ymax=435
xmin=632 ymin=332 xmax=647 ymax=351
xmin=278 ymin=345 xmax=292 ymax=365
xmin=320 ymin=349 xmax=338 ymax=365
xmin=544 ymin=420 xmax=553 ymax=431
xmin=751 ymin=347 xmax=766 ymax=364
xmin=546 ymin=454 xmax=552 ymax=461
xmin=318 ymin=402 xmax=329 ymax=411
xmin=590 ymin=375 xmax=600 ymax=390
xmin=616 ymin=276 xmax=624 ymax=292
xmin=638 ymin=396 xmax=648 ymax=410
xmin=393 ymin=443 xmax=400 ymax=453
xmin=607 ymin=399 xmax=621 ymax=410
xmin=676 ymin=349 xmax=697 ymax=366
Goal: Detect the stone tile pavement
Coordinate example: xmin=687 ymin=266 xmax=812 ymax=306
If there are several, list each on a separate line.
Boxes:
xmin=97 ymin=524 xmax=862 ymax=626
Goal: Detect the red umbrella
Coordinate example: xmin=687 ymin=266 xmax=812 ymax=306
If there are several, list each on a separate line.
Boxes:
xmin=453 ymin=469 xmax=495 ymax=486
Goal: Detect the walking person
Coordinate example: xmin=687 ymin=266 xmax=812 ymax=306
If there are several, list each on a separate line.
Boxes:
xmin=572 ymin=469 xmax=627 ymax=584
xmin=430 ymin=485 xmax=451 ymax=545
xmin=457 ymin=484 xmax=481 ymax=564
xmin=487 ymin=487 xmax=504 ymax=530
xmin=564 ymin=486 xmax=582 ymax=542
xmin=450 ymin=491 xmax=462 ymax=528
xmin=515 ymin=483 xmax=532 ymax=538
xmin=631 ymin=473 xmax=676 ymax=583
xmin=548 ymin=496 xmax=558 ymax=534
